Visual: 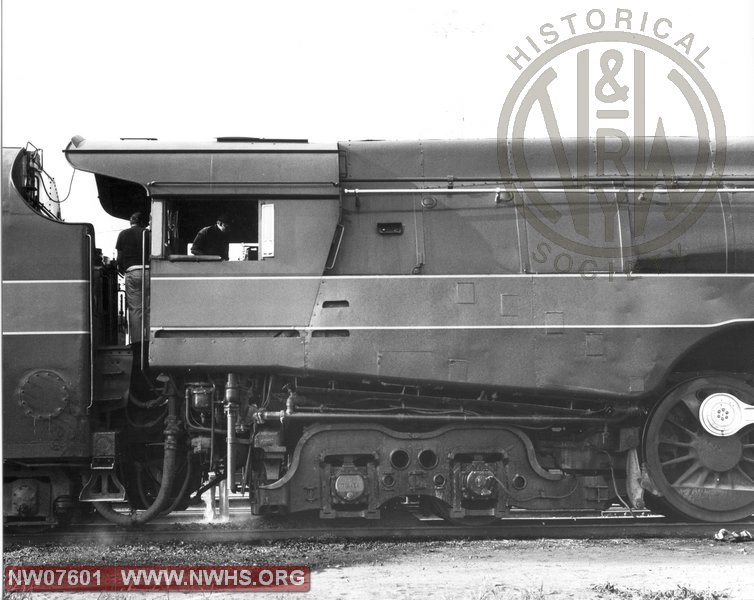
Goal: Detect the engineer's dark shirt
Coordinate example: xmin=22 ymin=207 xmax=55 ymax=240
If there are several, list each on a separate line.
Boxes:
xmin=191 ymin=224 xmax=230 ymax=260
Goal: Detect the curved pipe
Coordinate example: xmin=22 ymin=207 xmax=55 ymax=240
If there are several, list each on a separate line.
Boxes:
xmin=93 ymin=397 xmax=180 ymax=526
xmin=130 ymin=392 xmax=168 ymax=411
xmin=132 ymin=454 xmax=194 ymax=514
xmin=164 ymin=455 xmax=195 ymax=514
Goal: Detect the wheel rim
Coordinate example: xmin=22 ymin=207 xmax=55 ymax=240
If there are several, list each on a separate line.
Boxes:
xmin=645 ymin=377 xmax=754 ymax=522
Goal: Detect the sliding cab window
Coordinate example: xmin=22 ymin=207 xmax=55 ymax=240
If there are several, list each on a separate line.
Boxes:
xmin=162 ymin=199 xmax=274 ymax=262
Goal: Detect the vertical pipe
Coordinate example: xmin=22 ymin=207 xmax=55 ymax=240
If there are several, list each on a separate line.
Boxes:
xmin=218 ymin=477 xmax=227 ymax=519
xmin=209 ymin=382 xmax=216 ymax=471
xmin=140 ymin=227 xmax=148 ymax=372
xmin=222 ymin=373 xmax=240 ymax=518
xmin=220 ymin=404 xmax=233 ymax=519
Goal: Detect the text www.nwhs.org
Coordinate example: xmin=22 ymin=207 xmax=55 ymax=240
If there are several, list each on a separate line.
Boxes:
xmin=5 ymin=565 xmax=310 ymax=592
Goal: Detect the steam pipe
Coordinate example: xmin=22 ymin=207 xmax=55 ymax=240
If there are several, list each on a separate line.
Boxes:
xmin=222 ymin=373 xmax=241 ymax=517
xmin=93 ymin=395 xmax=180 ymax=526
xmin=294 ymin=385 xmax=617 ymax=406
xmin=255 ymin=409 xmax=633 ymax=425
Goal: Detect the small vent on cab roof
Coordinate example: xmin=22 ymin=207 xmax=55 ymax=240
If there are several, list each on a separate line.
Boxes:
xmin=216 ymin=136 xmax=308 ymax=143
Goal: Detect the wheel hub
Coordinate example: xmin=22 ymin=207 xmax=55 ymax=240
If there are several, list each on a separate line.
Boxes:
xmin=699 ymin=392 xmax=754 ymax=437
xmin=694 ymin=435 xmax=744 ymax=473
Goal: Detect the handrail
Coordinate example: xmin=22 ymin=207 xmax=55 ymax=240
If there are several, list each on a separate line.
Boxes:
xmin=140 ymin=228 xmax=148 ymax=372
xmin=146 ymin=180 xmax=338 ymax=187
xmin=85 ymin=233 xmax=94 ymax=410
xmin=325 ymin=224 xmax=345 ymax=271
xmin=342 ymin=185 xmax=736 ymax=195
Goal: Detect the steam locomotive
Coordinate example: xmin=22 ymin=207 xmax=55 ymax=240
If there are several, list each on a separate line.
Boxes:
xmin=3 ymin=135 xmax=754 ymax=526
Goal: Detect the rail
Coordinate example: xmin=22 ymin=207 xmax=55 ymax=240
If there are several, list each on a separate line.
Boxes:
xmin=7 ymin=512 xmax=754 ymax=545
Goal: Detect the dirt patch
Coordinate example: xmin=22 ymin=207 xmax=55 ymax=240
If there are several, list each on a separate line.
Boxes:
xmin=4 ymin=538 xmax=752 ymax=599
xmin=310 ymin=539 xmax=752 ymax=600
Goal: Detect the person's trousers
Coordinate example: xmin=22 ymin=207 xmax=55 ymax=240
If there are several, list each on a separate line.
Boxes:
xmin=125 ymin=267 xmax=150 ymax=344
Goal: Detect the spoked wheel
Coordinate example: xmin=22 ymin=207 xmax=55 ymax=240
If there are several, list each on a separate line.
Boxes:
xmin=644 ymin=377 xmax=754 ymax=522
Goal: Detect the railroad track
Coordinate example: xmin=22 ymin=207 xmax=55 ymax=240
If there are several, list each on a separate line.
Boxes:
xmin=6 ymin=510 xmax=753 ymax=545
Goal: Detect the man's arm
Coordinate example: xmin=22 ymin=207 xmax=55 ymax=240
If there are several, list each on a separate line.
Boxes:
xmin=191 ymin=227 xmax=209 ymax=255
xmin=115 ymin=231 xmax=126 ymax=274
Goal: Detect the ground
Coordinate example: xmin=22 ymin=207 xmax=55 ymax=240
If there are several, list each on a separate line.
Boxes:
xmin=3 ymin=537 xmax=753 ymax=599
xmin=310 ymin=538 xmax=752 ymax=599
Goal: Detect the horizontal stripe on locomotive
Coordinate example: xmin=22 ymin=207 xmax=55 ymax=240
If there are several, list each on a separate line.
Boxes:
xmin=151 ymin=318 xmax=754 ymax=331
xmin=2 ymin=280 xmax=89 ymax=333
xmin=2 ymin=280 xmax=89 ymax=284
xmin=150 ymin=273 xmax=754 ymax=281
xmin=2 ymin=330 xmax=90 ymax=335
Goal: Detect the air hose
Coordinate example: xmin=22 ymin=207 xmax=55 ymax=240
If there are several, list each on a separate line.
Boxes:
xmin=93 ymin=397 xmax=181 ymax=526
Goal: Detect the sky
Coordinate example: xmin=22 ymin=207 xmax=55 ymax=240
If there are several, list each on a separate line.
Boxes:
xmin=3 ymin=0 xmax=754 ymax=257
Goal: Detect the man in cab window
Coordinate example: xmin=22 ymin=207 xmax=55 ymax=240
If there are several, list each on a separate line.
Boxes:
xmin=191 ymin=213 xmax=232 ymax=260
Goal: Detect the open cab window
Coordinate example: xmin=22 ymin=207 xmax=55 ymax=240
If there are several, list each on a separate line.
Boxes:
xmin=153 ymin=198 xmax=273 ymax=261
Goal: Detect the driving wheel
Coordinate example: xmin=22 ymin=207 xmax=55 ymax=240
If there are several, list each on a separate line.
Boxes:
xmin=644 ymin=377 xmax=754 ymax=522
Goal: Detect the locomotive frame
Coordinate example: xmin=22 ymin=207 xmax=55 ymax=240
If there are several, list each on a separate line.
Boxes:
xmin=3 ymin=136 xmax=754 ymax=526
